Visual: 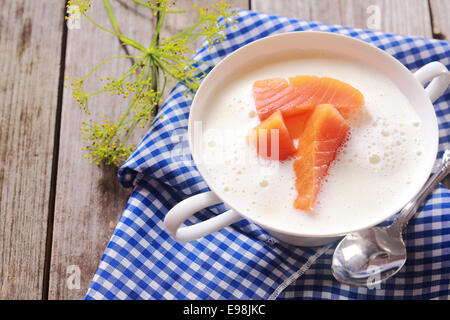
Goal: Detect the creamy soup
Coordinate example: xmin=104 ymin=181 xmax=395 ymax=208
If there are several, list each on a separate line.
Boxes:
xmin=197 ymin=52 xmax=426 ymax=236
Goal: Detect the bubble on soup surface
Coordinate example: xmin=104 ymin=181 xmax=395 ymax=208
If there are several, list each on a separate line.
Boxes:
xmin=259 ymin=180 xmax=269 ymax=187
xmin=249 ymin=110 xmax=256 ymax=118
xmin=208 ymin=141 xmax=216 ymax=148
xmin=369 ymin=154 xmax=381 ymax=165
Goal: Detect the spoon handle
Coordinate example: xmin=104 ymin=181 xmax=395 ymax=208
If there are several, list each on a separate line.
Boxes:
xmin=388 ymin=150 xmax=450 ymax=236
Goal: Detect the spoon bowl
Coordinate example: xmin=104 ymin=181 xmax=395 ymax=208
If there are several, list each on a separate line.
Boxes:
xmin=332 ymin=227 xmax=406 ymax=287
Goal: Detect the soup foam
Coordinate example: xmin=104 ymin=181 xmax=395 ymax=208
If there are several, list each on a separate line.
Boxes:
xmin=198 ymin=53 xmax=426 ymax=236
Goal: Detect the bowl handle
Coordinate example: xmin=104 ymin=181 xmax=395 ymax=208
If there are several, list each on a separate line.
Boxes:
xmin=414 ymin=61 xmax=450 ymax=103
xmin=164 ymin=191 xmax=242 ymax=242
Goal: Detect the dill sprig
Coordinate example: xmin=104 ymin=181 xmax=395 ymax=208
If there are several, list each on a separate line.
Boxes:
xmin=65 ymin=0 xmax=237 ymax=166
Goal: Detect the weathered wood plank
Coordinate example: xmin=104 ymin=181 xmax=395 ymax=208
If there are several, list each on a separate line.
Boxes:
xmin=251 ymin=0 xmax=433 ymax=38
xmin=0 ymin=0 xmax=65 ymax=299
xmin=48 ymin=0 xmax=155 ymax=300
xmin=430 ymin=0 xmax=450 ymax=40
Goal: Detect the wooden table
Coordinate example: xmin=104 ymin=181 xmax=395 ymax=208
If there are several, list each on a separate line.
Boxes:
xmin=0 ymin=0 xmax=449 ymax=300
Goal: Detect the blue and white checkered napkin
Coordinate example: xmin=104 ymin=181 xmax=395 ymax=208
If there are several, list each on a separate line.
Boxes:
xmin=86 ymin=9 xmax=450 ymax=300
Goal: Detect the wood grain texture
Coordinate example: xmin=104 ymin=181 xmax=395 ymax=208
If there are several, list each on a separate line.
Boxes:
xmin=0 ymin=0 xmax=65 ymax=299
xmin=430 ymin=0 xmax=450 ymax=40
xmin=48 ymin=1 xmax=155 ymax=300
xmin=252 ymin=0 xmax=433 ymax=38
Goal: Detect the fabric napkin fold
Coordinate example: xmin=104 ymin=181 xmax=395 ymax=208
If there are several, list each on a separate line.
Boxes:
xmin=86 ymin=9 xmax=450 ymax=300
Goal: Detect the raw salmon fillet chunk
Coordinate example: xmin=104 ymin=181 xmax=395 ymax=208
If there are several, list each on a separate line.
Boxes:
xmin=284 ymin=111 xmax=312 ymax=139
xmin=293 ymin=104 xmax=350 ymax=211
xmin=252 ymin=76 xmax=364 ymax=121
xmin=252 ymin=78 xmax=295 ymax=120
xmin=247 ymin=110 xmax=297 ymax=161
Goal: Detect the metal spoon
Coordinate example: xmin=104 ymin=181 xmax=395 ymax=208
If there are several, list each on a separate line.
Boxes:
xmin=332 ymin=149 xmax=450 ymax=287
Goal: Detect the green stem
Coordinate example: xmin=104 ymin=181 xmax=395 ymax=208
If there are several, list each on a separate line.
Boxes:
xmin=80 ymin=55 xmax=137 ymax=81
xmin=151 ymin=2 xmax=165 ymax=49
xmin=114 ymin=56 xmax=152 ymax=132
xmin=103 ymin=0 xmax=120 ymax=35
xmin=123 ymin=118 xmax=140 ymax=143
xmin=86 ymin=89 xmax=107 ymax=97
xmin=82 ymin=12 xmax=147 ymax=52
xmin=130 ymin=0 xmax=153 ymax=9
xmin=168 ymin=21 xmax=202 ymax=42
xmin=120 ymin=59 xmax=142 ymax=81
xmin=160 ymin=73 xmax=168 ymax=98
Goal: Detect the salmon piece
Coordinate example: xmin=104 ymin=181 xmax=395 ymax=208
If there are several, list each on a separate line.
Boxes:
xmin=252 ymin=78 xmax=295 ymax=120
xmin=284 ymin=111 xmax=312 ymax=139
xmin=252 ymin=76 xmax=364 ymax=120
xmin=247 ymin=110 xmax=296 ymax=161
xmin=288 ymin=76 xmax=364 ymax=119
xmin=293 ymin=104 xmax=350 ymax=211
